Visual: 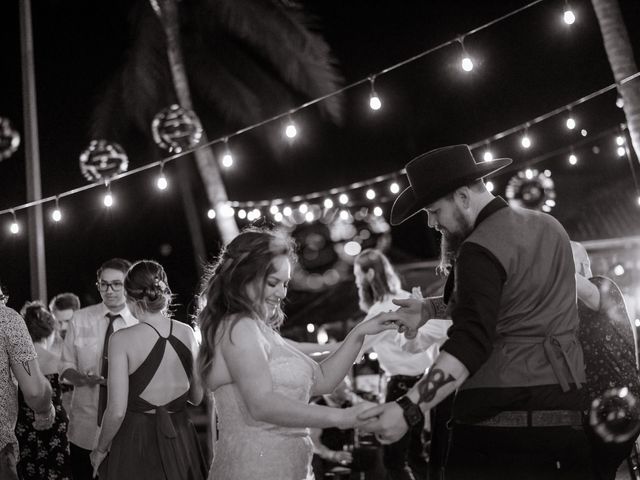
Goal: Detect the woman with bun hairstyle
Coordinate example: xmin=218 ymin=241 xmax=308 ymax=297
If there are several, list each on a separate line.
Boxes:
xmin=90 ymin=260 xmax=207 ymax=480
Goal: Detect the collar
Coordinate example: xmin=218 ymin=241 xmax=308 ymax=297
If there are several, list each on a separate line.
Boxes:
xmin=474 ymin=196 xmax=508 ymax=229
xmin=100 ymin=303 xmax=137 ymax=326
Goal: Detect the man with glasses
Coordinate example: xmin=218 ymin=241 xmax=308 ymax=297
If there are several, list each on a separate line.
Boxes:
xmin=60 ymin=258 xmax=137 ymax=479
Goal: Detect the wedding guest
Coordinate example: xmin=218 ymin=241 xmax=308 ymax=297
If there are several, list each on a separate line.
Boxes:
xmin=15 ymin=302 xmax=72 ymax=479
xmin=91 ymin=260 xmax=206 ymax=479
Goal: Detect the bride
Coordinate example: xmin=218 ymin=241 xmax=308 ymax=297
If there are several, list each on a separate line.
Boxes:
xmin=197 ymin=228 xmax=395 ymax=479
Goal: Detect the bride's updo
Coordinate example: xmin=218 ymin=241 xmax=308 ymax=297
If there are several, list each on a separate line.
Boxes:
xmin=124 ymin=260 xmax=172 ymax=314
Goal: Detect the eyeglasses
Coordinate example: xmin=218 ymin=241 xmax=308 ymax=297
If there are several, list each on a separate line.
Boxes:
xmin=96 ymin=281 xmax=124 ymax=292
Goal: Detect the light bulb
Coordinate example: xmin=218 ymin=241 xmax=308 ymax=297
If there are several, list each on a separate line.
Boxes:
xmin=285 ymin=122 xmax=297 ymax=139
xmin=461 ymin=56 xmax=474 ymax=72
xmin=299 ymin=203 xmax=308 ymax=214
xmin=521 ymin=135 xmax=531 ymax=149
xmin=546 ymin=199 xmax=556 ymax=207
xmin=563 ymin=9 xmax=576 ymax=25
xmin=252 ymin=209 xmax=261 ymax=219
xmin=274 ymin=212 xmax=283 ymax=222
xmin=339 ymin=210 xmax=349 ymax=220
xmin=617 ymin=146 xmax=626 ymax=157
xmin=283 ymin=206 xmax=292 ymax=216
xmin=339 ymin=193 xmax=349 ymax=205
xmin=616 ymin=97 xmax=624 ymax=109
xmin=156 ymin=174 xmax=168 ymax=190
xmin=566 ymin=117 xmax=576 ymax=130
xmin=614 ymin=265 xmax=625 ymax=276
xmin=323 ymin=198 xmax=334 ymax=209
xmin=207 ymin=208 xmax=216 ymax=219
xmin=103 ymin=193 xmax=114 ymax=207
xmin=616 ymin=136 xmax=625 ymax=146
xmin=389 ymin=182 xmax=400 ymax=194
xmin=569 ymin=153 xmax=578 ymax=165
xmin=305 ymin=211 xmax=314 ymax=222
xmin=222 ymin=152 xmax=233 ymax=168
xmin=483 ymin=150 xmax=494 ymax=162
xmin=581 ymin=129 xmax=588 ymax=137
xmin=9 ymin=221 xmax=19 ymax=234
xmin=52 ymin=208 xmax=62 ymax=222
xmin=366 ymin=189 xmax=376 ymax=200
xmin=525 ymin=169 xmax=534 ymax=180
xmin=238 ymin=209 xmax=247 ymax=219
xmin=306 ymin=323 xmax=315 ymax=333
xmin=486 ymin=181 xmax=494 ymax=192
xmin=369 ymin=93 xmax=382 ymax=111
xmin=373 ymin=206 xmax=383 ymax=217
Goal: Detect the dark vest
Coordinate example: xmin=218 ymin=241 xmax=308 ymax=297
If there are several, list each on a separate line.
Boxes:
xmin=459 ymin=206 xmax=585 ymax=391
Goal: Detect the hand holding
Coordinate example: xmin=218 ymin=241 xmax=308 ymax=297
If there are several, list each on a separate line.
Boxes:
xmin=337 ymin=400 xmax=379 ymax=429
xmin=330 ymin=449 xmax=353 ymax=465
xmin=33 ymin=403 xmax=55 ymax=431
xmin=355 ymin=313 xmax=398 ymax=337
xmin=390 ymin=297 xmax=426 ymax=339
xmin=356 ymin=401 xmax=409 ymax=444
xmin=90 ymin=448 xmax=108 ymax=478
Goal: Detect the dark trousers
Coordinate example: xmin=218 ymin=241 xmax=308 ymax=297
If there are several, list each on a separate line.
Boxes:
xmin=444 ymin=423 xmax=596 ymax=480
xmin=384 ymin=374 xmax=428 ymax=480
xmin=70 ymin=442 xmax=93 ymax=480
xmin=0 ymin=443 xmax=19 ymax=480
xmin=586 ymin=423 xmax=637 ymax=480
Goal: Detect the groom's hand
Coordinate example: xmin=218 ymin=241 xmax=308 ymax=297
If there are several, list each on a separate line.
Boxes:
xmin=356 ymin=402 xmax=409 ymax=444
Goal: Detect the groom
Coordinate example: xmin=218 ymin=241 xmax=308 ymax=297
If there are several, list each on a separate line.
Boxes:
xmin=358 ymin=145 xmax=594 ymax=479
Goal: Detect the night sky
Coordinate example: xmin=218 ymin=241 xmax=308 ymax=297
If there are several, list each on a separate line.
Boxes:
xmin=1 ymin=0 xmax=639 ymax=322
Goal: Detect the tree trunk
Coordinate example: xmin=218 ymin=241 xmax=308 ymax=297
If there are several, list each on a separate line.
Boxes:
xmin=154 ymin=0 xmax=239 ymax=245
xmin=591 ymin=0 xmax=640 ymax=164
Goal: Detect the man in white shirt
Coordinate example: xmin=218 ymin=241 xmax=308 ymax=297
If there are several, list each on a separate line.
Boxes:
xmin=354 ymin=249 xmax=450 ymax=480
xmin=60 ymin=258 xmax=137 ymax=480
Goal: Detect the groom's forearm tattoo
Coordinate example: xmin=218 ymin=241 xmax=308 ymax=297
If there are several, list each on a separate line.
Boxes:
xmin=417 ymin=368 xmax=455 ymax=404
xmin=430 ymin=297 xmax=448 ymax=318
xmin=21 ymin=361 xmax=32 ymax=376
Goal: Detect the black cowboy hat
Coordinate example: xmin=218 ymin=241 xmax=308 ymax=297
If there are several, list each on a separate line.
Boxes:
xmin=390 ymin=144 xmax=512 ymax=225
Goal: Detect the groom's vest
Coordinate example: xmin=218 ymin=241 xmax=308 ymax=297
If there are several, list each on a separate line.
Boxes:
xmin=458 ymin=206 xmax=585 ymax=391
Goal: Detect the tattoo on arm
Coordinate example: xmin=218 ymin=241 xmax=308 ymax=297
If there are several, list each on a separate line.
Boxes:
xmin=417 ymin=368 xmax=455 ymax=404
xmin=430 ymin=297 xmax=449 ymax=318
xmin=21 ymin=361 xmax=32 ymax=376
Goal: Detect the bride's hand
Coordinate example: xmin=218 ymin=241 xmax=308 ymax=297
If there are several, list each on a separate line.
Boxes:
xmin=354 ymin=313 xmax=398 ymax=338
xmin=336 ymin=401 xmax=379 ymax=429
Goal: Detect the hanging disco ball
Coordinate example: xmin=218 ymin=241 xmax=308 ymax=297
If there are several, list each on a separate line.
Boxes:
xmin=505 ymin=168 xmax=556 ymax=212
xmin=589 ymin=388 xmax=640 ymax=443
xmin=151 ymin=104 xmax=203 ymax=153
xmin=0 ymin=117 xmax=21 ymax=160
xmin=79 ymin=140 xmax=129 ymax=183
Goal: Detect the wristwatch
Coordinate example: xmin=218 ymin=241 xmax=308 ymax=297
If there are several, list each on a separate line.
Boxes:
xmin=395 ymin=396 xmax=424 ymax=428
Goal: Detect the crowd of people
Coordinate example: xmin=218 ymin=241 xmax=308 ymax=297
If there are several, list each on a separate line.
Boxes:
xmin=1 ymin=143 xmax=639 ymax=480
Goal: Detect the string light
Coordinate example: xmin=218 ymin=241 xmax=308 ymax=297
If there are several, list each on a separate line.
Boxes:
xmin=51 ymin=197 xmax=62 ymax=222
xmin=580 ymin=129 xmax=588 ymax=137
xmin=207 ymin=208 xmax=216 ymax=219
xmin=284 ymin=116 xmax=298 ymax=139
xmin=458 ymin=36 xmax=474 ymax=72
xmin=283 ymin=206 xmax=292 ymax=216
xmin=103 ymin=184 xmax=114 ymax=208
xmin=616 ymin=135 xmax=625 ymax=146
xmin=483 ymin=146 xmax=494 ymax=162
xmin=563 ymin=1 xmax=576 ymax=25
xmin=221 ymin=138 xmax=233 ymax=168
xmin=616 ymin=97 xmax=624 ymax=108
xmin=565 ymin=113 xmax=576 ymax=130
xmin=269 ymin=205 xmax=279 ymax=215
xmin=486 ymin=181 xmax=494 ymax=192
xmin=237 ymin=209 xmax=247 ymax=219
xmin=366 ymin=188 xmax=376 ymax=200
xmin=339 ymin=193 xmax=349 ymax=205
xmin=339 ymin=209 xmax=349 ymax=220
xmin=373 ymin=206 xmax=383 ymax=216
xmin=323 ymin=198 xmax=334 ymax=209
xmin=568 ymin=151 xmax=578 ymax=165
xmin=521 ymin=127 xmax=532 ymax=149
xmin=9 ymin=210 xmax=19 ymax=235
xmin=389 ymin=182 xmax=400 ymax=194
xmin=274 ymin=212 xmax=283 ymax=222
xmin=617 ymin=146 xmax=626 ymax=157
xmin=368 ymin=76 xmax=382 ymax=111
xmin=156 ymin=161 xmax=168 ymax=190
xmin=299 ymin=203 xmax=308 ymax=214
xmin=305 ymin=211 xmax=314 ymax=222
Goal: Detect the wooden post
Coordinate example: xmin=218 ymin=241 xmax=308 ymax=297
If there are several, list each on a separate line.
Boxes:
xmin=19 ymin=0 xmax=47 ymax=302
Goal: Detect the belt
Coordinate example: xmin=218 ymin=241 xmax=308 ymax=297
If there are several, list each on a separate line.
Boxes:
xmin=389 ymin=374 xmax=423 ymax=382
xmin=463 ymin=410 xmax=584 ymax=428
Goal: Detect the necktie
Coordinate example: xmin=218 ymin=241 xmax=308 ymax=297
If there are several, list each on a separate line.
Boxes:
xmin=97 ymin=312 xmax=120 ymax=426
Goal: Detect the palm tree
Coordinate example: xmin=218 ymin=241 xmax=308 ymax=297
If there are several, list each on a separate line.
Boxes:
xmin=591 ymin=0 xmax=640 ymax=164
xmin=90 ymin=0 xmax=343 ymax=259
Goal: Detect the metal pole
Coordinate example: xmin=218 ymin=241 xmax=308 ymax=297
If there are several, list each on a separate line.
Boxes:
xmin=19 ymin=0 xmax=47 ymax=302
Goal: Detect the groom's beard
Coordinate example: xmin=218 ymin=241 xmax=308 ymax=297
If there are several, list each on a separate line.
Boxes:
xmin=437 ymin=212 xmax=473 ymax=276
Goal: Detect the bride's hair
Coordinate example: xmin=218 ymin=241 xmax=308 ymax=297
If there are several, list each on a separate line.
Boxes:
xmin=196 ymin=227 xmax=297 ymax=380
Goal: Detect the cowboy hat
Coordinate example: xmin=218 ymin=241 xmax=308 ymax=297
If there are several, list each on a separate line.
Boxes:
xmin=390 ymin=144 xmax=512 ymax=225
